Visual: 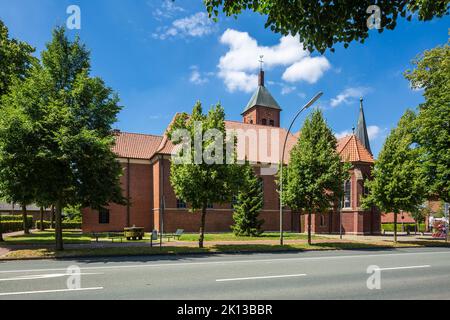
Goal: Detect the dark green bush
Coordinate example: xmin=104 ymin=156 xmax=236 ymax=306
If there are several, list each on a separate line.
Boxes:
xmin=0 ymin=215 xmax=33 ymax=222
xmin=35 ymin=220 xmax=81 ymax=230
xmin=382 ymin=223 xmax=426 ymax=233
xmin=0 ymin=219 xmax=33 ymax=233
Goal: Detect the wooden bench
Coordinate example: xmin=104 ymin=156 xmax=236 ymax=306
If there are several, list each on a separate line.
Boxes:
xmin=166 ymin=229 xmax=184 ymax=242
xmin=91 ymin=232 xmax=103 ymax=242
xmin=107 ymin=232 xmax=124 ymax=243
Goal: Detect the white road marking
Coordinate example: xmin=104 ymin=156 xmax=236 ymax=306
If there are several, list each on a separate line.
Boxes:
xmin=376 ymin=265 xmax=431 ymax=271
xmin=0 ymin=287 xmax=103 ymax=297
xmin=0 ymin=250 xmax=449 ymax=274
xmin=0 ymin=273 xmax=103 ymax=282
xmin=216 ymin=274 xmax=307 ymax=282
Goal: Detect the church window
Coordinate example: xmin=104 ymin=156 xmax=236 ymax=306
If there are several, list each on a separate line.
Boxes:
xmin=344 ymin=180 xmax=351 ymax=208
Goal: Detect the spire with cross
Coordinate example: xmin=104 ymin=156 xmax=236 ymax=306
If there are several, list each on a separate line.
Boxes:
xmin=258 ymin=55 xmax=265 ymax=86
xmin=355 ymin=97 xmax=372 ymax=155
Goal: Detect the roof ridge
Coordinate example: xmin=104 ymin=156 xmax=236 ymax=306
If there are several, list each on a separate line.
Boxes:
xmin=340 ymin=135 xmax=353 ymax=152
xmin=119 ymin=131 xmax=163 ymax=138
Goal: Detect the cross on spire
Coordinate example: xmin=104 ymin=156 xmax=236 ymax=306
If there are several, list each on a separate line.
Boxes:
xmin=259 ymin=55 xmax=264 ymax=71
xmin=258 ymin=55 xmax=265 ymax=87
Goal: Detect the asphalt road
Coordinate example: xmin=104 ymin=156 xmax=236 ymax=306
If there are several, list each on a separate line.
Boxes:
xmin=0 ymin=247 xmax=449 ymax=300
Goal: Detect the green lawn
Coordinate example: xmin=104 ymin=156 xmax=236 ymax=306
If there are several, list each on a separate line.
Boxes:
xmin=4 ymin=231 xmax=91 ymax=245
xmin=3 ymin=240 xmax=449 ymax=260
xmin=3 ymin=231 xmax=321 ymax=245
xmin=178 ymin=232 xmax=322 ymax=242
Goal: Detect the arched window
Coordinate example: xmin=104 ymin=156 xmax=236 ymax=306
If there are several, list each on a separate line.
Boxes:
xmin=269 ymin=120 xmax=275 ymax=126
xmin=320 ymin=214 xmax=326 ymax=227
xmin=344 ymin=180 xmax=351 ymax=208
xmin=262 ymin=119 xmax=267 ymax=125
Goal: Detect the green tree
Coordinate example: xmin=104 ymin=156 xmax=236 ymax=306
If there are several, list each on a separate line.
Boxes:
xmin=168 ymin=102 xmax=240 ymax=248
xmin=282 ymin=109 xmax=349 ymax=245
xmin=204 ymin=0 xmax=449 ymax=53
xmin=0 ymin=103 xmax=39 ymax=235
xmin=405 ymin=38 xmax=450 ymax=203
xmin=63 ymin=204 xmax=82 ymax=222
xmin=362 ymin=110 xmax=427 ymax=243
xmin=231 ymin=161 xmax=264 ymax=237
xmin=411 ymin=204 xmax=429 ymax=234
xmin=0 ymin=20 xmax=36 ymax=237
xmin=0 ymin=20 xmax=36 ymax=96
xmin=1 ymin=27 xmax=125 ymax=250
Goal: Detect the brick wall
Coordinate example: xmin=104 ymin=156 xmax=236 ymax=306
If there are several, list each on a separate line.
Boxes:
xmin=82 ymin=160 xmax=153 ymax=232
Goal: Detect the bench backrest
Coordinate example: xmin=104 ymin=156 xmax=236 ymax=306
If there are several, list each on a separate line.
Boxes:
xmin=175 ymin=229 xmax=184 ymax=236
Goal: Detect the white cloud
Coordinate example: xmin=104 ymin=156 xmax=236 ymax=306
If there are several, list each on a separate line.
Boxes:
xmin=335 ymin=130 xmax=353 ymax=139
xmin=282 ymin=57 xmax=331 ymax=83
xmin=189 ymin=66 xmax=209 ymax=85
xmin=218 ymin=29 xmax=331 ymax=93
xmin=281 ymin=85 xmax=296 ymax=95
xmin=152 ymin=0 xmax=185 ymax=20
xmin=367 ymin=125 xmax=381 ymax=140
xmin=330 ymin=87 xmax=370 ymax=108
xmin=153 ymin=12 xmax=216 ymax=40
xmin=335 ymin=125 xmax=383 ymax=141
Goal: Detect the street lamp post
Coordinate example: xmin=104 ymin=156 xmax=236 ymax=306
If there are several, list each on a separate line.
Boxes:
xmin=279 ymin=92 xmax=323 ymax=246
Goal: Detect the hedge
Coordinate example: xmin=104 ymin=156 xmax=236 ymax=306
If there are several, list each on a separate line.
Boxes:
xmin=0 ymin=219 xmax=33 ymax=233
xmin=35 ymin=220 xmax=82 ymax=230
xmin=381 ymin=223 xmax=426 ymax=233
xmin=0 ymin=215 xmax=33 ymax=222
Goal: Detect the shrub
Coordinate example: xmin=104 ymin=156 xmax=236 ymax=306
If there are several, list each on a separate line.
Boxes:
xmin=35 ymin=220 xmax=81 ymax=230
xmin=0 ymin=215 xmax=32 ymax=222
xmin=0 ymin=219 xmax=33 ymax=233
xmin=381 ymin=223 xmax=426 ymax=233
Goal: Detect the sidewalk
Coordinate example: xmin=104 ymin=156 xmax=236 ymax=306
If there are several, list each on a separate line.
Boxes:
xmin=317 ymin=232 xmax=440 ymax=242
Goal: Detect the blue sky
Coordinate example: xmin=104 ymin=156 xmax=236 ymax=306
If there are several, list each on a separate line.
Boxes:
xmin=0 ymin=0 xmax=448 ymax=156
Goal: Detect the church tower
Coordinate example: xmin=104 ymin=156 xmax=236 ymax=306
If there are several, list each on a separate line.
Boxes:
xmin=355 ymin=98 xmax=372 ymax=155
xmin=242 ymin=65 xmax=282 ymax=127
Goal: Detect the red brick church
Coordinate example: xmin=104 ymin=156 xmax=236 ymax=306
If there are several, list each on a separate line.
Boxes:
xmin=82 ymin=70 xmax=381 ymax=235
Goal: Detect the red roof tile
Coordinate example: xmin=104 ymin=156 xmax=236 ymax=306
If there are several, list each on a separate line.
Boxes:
xmin=337 ymin=135 xmax=374 ymax=163
xmin=112 ymin=132 xmax=163 ymax=160
xmin=113 ymin=122 xmax=373 ymax=165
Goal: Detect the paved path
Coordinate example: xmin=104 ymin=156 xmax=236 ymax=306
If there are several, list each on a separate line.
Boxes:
xmin=0 ymin=247 xmax=449 ymax=300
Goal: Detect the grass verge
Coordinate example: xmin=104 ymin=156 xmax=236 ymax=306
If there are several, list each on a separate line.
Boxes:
xmin=1 ymin=240 xmax=449 ymax=260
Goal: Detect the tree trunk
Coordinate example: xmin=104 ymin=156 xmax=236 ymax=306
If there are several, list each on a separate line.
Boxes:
xmin=55 ymin=201 xmax=64 ymax=251
xmin=199 ymin=205 xmax=207 ymax=249
xmin=50 ymin=205 xmax=55 ymax=229
xmin=39 ymin=207 xmax=45 ymax=231
xmin=394 ymin=211 xmax=398 ymax=244
xmin=308 ymin=209 xmax=312 ymax=245
xmin=22 ymin=205 xmax=30 ymax=235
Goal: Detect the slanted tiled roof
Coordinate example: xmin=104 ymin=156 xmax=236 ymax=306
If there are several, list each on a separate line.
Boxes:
xmin=337 ymin=135 xmax=374 ymax=163
xmin=225 ymin=120 xmax=297 ymax=164
xmin=154 ymin=117 xmax=297 ymax=165
xmin=242 ymin=85 xmax=282 ymax=115
xmin=112 ymin=132 xmax=163 ymax=160
xmin=113 ymin=125 xmax=373 ymax=165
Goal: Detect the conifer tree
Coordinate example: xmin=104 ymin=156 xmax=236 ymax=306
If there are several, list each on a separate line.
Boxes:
xmin=232 ymin=161 xmax=264 ymax=237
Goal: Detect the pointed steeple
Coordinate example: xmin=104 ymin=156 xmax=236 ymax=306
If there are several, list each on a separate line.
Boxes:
xmin=242 ymin=59 xmax=282 ymax=127
xmin=355 ymin=98 xmax=372 ymax=155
